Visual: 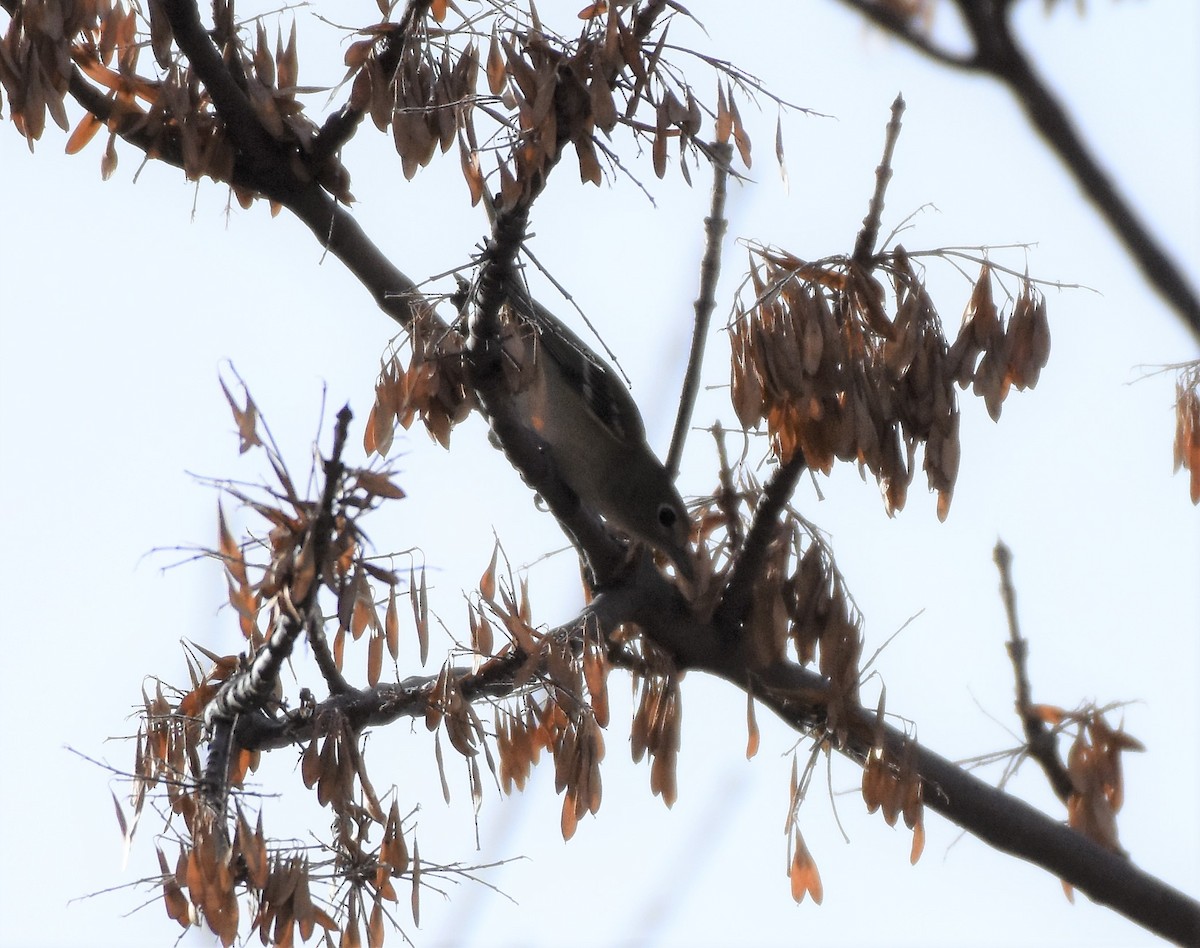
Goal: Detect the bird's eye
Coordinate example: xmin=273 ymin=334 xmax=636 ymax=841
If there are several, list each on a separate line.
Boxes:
xmin=657 ymin=503 xmax=677 ymax=529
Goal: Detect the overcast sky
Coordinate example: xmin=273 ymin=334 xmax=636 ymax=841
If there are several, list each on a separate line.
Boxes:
xmin=1 ymin=2 xmax=1197 ymax=946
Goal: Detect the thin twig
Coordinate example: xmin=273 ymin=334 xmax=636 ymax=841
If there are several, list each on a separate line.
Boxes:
xmin=668 ymin=141 xmax=733 ymax=478
xmin=993 ymin=539 xmax=1073 ymax=803
xmin=853 ymin=93 xmax=905 ymax=265
xmin=711 ymin=422 xmax=744 ymax=550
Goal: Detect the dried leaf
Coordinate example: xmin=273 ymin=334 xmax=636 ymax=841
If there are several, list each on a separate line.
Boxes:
xmin=434 ymin=729 xmax=451 ymax=804
xmin=65 ymin=111 xmax=104 ymax=155
xmin=473 ymin=603 xmax=494 ymax=657
xmin=728 ymin=90 xmax=751 ymax=167
xmin=1031 ymin=703 xmax=1066 ymax=726
xmin=356 ymin=469 xmax=406 ymax=499
xmin=410 ymin=839 xmax=421 ymax=926
xmin=111 ymin=788 xmax=129 ymax=840
xmin=458 ymin=137 xmax=484 ymax=206
xmin=576 ymin=135 xmax=602 ymax=186
xmin=745 ymin=691 xmax=760 ymax=759
xmin=368 ymin=629 xmax=383 ymax=686
xmin=910 ymin=818 xmax=926 ymax=865
xmin=715 ymin=81 xmax=731 ymax=144
xmin=218 ymin=376 xmax=262 ymax=453
xmin=101 ymin=132 xmax=119 ymax=180
xmin=561 ymin=790 xmax=579 ymax=840
xmin=157 ymin=848 xmax=190 ymax=927
xmin=788 ymin=829 xmax=823 ymax=904
xmin=775 ymin=113 xmax=788 ymax=188
xmin=385 ymin=585 xmax=400 ymax=659
xmin=486 ymin=27 xmax=506 ymax=96
xmin=278 ymin=21 xmax=299 ymax=92
xmin=412 ymin=565 xmax=429 ymax=665
xmin=589 ymin=68 xmax=617 ymax=132
xmin=480 ymin=544 xmax=498 ymax=601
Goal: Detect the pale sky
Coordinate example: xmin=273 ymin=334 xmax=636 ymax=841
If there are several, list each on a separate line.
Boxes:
xmin=1 ymin=2 xmax=1197 ymax=946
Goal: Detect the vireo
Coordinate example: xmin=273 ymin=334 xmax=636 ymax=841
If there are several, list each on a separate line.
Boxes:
xmin=493 ymin=288 xmax=693 ymax=581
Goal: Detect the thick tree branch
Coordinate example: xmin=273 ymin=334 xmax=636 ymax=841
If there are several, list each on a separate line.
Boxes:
xmin=50 ymin=0 xmax=429 ymax=327
xmin=977 ymin=23 xmax=1200 ymax=340
xmin=156 ymin=0 xmax=429 ymax=324
xmin=751 ymin=660 xmax=1200 ymax=947
xmin=285 ymin=186 xmax=426 ymax=324
xmin=233 ymin=551 xmax=1199 ymax=945
xmin=833 ymin=0 xmax=982 ymax=69
xmin=159 ymin=0 xmax=289 ymax=190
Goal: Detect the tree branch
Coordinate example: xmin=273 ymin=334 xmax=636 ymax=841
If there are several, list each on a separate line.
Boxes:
xmin=974 ymin=15 xmax=1200 ymax=340
xmin=833 ymin=0 xmax=1200 ymax=340
xmin=233 ymin=550 xmax=1200 ymax=945
xmin=712 ymin=451 xmax=807 ymax=636
xmin=831 ymin=0 xmax=982 ymax=69
xmin=310 ymin=0 xmax=433 ymax=165
xmin=56 ymin=0 xmax=430 ymax=328
xmin=751 ymin=659 xmax=1200 ymax=946
xmin=159 ymin=0 xmax=290 ymax=191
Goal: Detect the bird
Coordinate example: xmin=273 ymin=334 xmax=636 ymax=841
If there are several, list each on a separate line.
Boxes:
xmin=486 ymin=284 xmax=693 ymax=581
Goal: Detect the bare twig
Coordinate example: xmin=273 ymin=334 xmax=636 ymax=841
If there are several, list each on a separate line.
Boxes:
xmin=711 ymin=423 xmax=745 ymax=551
xmin=667 ymin=141 xmax=734 ymax=478
xmin=993 ymin=540 xmax=1073 ymax=803
xmin=852 ymin=93 xmax=905 ymax=265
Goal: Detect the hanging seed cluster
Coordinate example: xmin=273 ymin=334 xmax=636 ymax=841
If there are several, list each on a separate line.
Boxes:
xmin=860 ymin=741 xmax=926 ymax=865
xmin=731 ymin=249 xmax=1050 ymax=520
xmin=1014 ymin=704 xmax=1145 ymax=863
xmin=121 ymin=390 xmax=461 ymax=945
xmin=629 ymin=648 xmax=684 ymax=808
xmin=365 ymin=309 xmax=476 ymax=454
xmin=1 ymin=0 xmax=355 ymax=201
xmin=474 ymin=558 xmax=614 ymax=841
xmin=7 ymin=0 xmax=770 ymax=211
xmin=688 ymin=471 xmax=866 ymax=746
xmin=1173 ymin=363 xmax=1200 ymax=504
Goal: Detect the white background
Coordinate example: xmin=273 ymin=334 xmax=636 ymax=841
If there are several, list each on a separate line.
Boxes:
xmin=1 ymin=2 xmax=1197 ymax=946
